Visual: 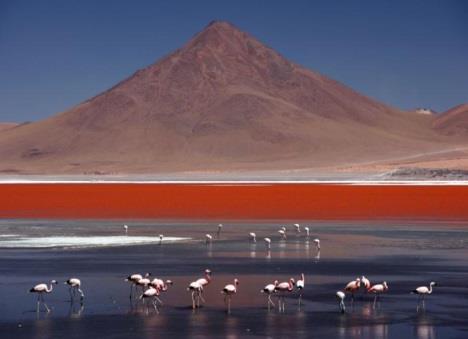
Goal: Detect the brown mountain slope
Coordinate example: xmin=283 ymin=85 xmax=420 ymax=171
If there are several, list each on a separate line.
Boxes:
xmin=0 ymin=21 xmax=457 ymax=174
xmin=433 ymin=104 xmax=468 ymax=136
xmin=0 ymin=123 xmax=19 ymax=132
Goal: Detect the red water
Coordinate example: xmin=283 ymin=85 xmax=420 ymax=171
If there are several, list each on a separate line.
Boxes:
xmin=0 ymin=183 xmax=467 ymax=220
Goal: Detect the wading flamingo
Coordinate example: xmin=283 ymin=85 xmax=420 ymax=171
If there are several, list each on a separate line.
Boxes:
xmin=313 ymin=238 xmax=321 ymax=250
xmin=296 ymin=273 xmax=305 ymax=306
xmin=412 ymin=282 xmax=437 ymax=311
xmin=217 ymin=224 xmax=223 ymax=238
xmin=368 ymin=281 xmax=389 ymax=307
xmin=336 ymin=291 xmax=346 ymax=313
xmin=195 ymin=269 xmax=212 ymax=304
xmin=249 ymin=232 xmax=257 ymax=243
xmin=29 ymin=280 xmax=58 ymax=312
xmin=125 ymin=273 xmax=151 ymax=299
xmin=278 ymin=229 xmax=287 ymax=240
xmin=304 ymin=227 xmax=310 ymax=238
xmin=275 ymin=278 xmax=295 ymax=312
xmin=221 ymin=278 xmax=239 ymax=314
xmin=124 ymin=224 xmax=128 ymax=234
xmin=159 ymin=234 xmax=164 ymax=244
xmin=140 ymin=286 xmax=161 ymax=314
xmin=361 ymin=276 xmax=371 ymax=292
xmin=150 ymin=278 xmax=173 ymax=305
xmin=187 ymin=281 xmax=203 ymax=309
xmin=205 ymin=234 xmax=213 ymax=244
xmin=264 ymin=238 xmax=271 ymax=250
xmin=261 ymin=280 xmax=278 ymax=310
xmin=294 ymin=224 xmax=301 ymax=234
xmin=345 ymin=278 xmax=361 ymax=301
xmin=65 ymin=278 xmax=84 ymax=302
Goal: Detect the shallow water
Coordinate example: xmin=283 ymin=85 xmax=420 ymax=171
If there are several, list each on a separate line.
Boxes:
xmin=0 ymin=220 xmax=467 ymax=338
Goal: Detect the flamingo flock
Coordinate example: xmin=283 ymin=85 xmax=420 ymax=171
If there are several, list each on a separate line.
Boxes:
xmin=27 ymin=223 xmax=439 ymax=315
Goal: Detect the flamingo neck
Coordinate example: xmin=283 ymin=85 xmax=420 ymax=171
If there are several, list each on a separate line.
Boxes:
xmin=47 ymin=284 xmax=54 ymax=293
xmin=428 ymin=285 xmax=433 ymax=294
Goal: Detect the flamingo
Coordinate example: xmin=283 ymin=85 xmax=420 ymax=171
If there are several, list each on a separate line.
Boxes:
xmin=278 ymin=229 xmax=287 ymax=240
xmin=136 ymin=276 xmax=152 ymax=293
xmin=368 ymin=281 xmax=389 ymax=307
xmin=261 ymin=280 xmax=278 ymax=310
xmin=280 ymin=226 xmax=286 ymax=232
xmin=264 ymin=238 xmax=271 ymax=250
xmin=361 ymin=276 xmax=371 ymax=292
xmin=412 ymin=282 xmax=437 ymax=310
xmin=217 ymin=224 xmax=223 ymax=238
xmin=149 ymin=278 xmax=173 ymax=305
xmin=345 ymin=278 xmax=361 ymax=301
xmin=313 ymin=238 xmax=320 ymax=250
xmin=195 ymin=269 xmax=212 ymax=304
xmin=249 ymin=232 xmax=257 ymax=243
xmin=125 ymin=273 xmax=151 ymax=299
xmin=304 ymin=227 xmax=310 ymax=238
xmin=187 ymin=281 xmax=203 ymax=309
xmin=205 ymin=234 xmax=213 ymax=244
xmin=64 ymin=278 xmax=84 ymax=302
xmin=124 ymin=224 xmax=128 ymax=234
xmin=221 ymin=278 xmax=239 ymax=314
xmin=294 ymin=224 xmax=301 ymax=234
xmin=159 ymin=234 xmax=164 ymax=244
xmin=336 ymin=291 xmax=346 ymax=313
xmin=140 ymin=286 xmax=161 ymax=313
xmin=29 ymin=280 xmax=58 ymax=312
xmin=296 ymin=273 xmax=305 ymax=306
xmin=275 ymin=278 xmax=295 ymax=312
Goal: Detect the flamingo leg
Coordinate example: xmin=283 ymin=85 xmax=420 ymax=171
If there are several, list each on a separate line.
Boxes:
xmin=298 ymin=293 xmax=302 ymax=307
xmin=77 ymin=288 xmax=85 ymax=300
xmin=36 ymin=294 xmax=40 ymax=313
xmin=268 ymin=295 xmax=275 ymax=307
xmin=41 ymin=294 xmax=50 ymax=313
xmin=191 ymin=291 xmax=196 ymax=309
xmin=155 ymin=295 xmax=163 ymax=306
xmin=69 ymin=287 xmax=74 ymax=301
xmin=227 ymin=296 xmax=231 ymax=314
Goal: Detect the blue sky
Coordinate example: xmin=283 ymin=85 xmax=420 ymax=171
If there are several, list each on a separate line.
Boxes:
xmin=0 ymin=0 xmax=467 ymax=122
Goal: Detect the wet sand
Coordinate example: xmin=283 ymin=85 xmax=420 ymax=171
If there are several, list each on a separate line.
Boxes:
xmin=1 ymin=183 xmax=468 ymax=220
xmin=0 ymin=220 xmax=468 ymax=338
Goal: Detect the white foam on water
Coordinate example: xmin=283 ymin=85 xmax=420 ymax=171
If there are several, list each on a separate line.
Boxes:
xmin=0 ymin=234 xmax=20 ymax=238
xmin=0 ymin=235 xmax=191 ymax=249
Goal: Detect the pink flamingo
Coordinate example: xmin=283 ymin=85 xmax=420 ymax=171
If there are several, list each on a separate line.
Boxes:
xmin=261 ymin=280 xmax=278 ymax=310
xmin=275 ymin=278 xmax=295 ymax=312
xmin=29 ymin=280 xmax=58 ymax=312
xmin=221 ymin=278 xmax=239 ymax=314
xmin=368 ymin=281 xmax=388 ymax=307
xmin=125 ymin=273 xmax=151 ymax=299
xmin=150 ymin=278 xmax=173 ymax=305
xmin=195 ymin=269 xmax=212 ymax=304
xmin=296 ymin=273 xmax=305 ymax=306
xmin=187 ymin=281 xmax=203 ymax=309
xmin=345 ymin=277 xmax=361 ymax=301
xmin=140 ymin=286 xmax=161 ymax=314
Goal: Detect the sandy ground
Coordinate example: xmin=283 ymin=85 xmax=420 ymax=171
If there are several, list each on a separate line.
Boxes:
xmin=0 ymin=220 xmax=468 ymax=338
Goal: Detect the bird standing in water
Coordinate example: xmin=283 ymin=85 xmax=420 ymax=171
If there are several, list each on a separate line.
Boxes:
xmin=336 ymin=291 xmax=346 ymax=313
xmin=221 ymin=278 xmax=239 ymax=314
xmin=29 ymin=280 xmax=58 ymax=312
xmin=261 ymin=280 xmax=278 ymax=310
xmin=275 ymin=278 xmax=295 ymax=312
xmin=412 ymin=282 xmax=437 ymax=311
xmin=65 ymin=278 xmax=84 ymax=302
xmin=296 ymin=273 xmax=305 ymax=307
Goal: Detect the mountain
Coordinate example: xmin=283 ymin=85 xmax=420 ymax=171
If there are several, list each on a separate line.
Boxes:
xmin=0 ymin=123 xmax=19 ymax=132
xmin=0 ymin=21 xmax=459 ymax=174
xmin=433 ymin=104 xmax=468 ymax=136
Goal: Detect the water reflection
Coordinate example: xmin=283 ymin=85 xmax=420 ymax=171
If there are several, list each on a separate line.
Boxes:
xmin=68 ymin=302 xmax=84 ymax=318
xmin=414 ymin=314 xmax=436 ymax=339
